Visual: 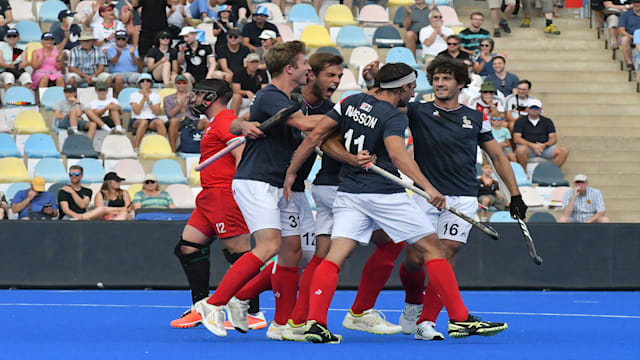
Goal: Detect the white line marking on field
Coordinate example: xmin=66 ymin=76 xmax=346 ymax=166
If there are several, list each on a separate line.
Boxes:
xmin=573 ymin=300 xmax=601 ymax=304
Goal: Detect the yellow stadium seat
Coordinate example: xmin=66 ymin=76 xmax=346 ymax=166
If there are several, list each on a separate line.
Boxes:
xmin=324 ymin=4 xmax=357 ymax=27
xmin=300 ymin=25 xmax=335 ymax=48
xmin=139 ymin=134 xmax=175 ymax=160
xmin=388 ymin=0 xmax=415 ymax=6
xmin=158 ymin=88 xmax=177 ymax=110
xmin=14 ymin=110 xmax=48 ymax=134
xmin=25 ymin=42 xmax=43 ymax=62
xmin=452 ymin=26 xmax=464 ymax=35
xmin=0 ymin=157 xmax=30 ymax=182
xmin=189 ymin=163 xmax=201 ymax=186
xmin=126 ymin=183 xmax=143 ymax=200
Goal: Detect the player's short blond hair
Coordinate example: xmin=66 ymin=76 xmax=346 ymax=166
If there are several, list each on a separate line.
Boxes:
xmin=264 ymin=40 xmax=306 ymax=77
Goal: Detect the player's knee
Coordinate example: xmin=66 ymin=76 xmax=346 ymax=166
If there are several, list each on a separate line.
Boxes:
xmin=174 ymin=236 xmax=210 ymax=261
xmin=222 ymin=248 xmax=248 ymax=264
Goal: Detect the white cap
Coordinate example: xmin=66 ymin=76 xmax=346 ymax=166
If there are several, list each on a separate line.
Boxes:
xmin=259 ymin=30 xmax=277 ymax=40
xmin=179 ymin=26 xmax=197 ymax=36
xmin=528 ymin=98 xmax=542 ymax=108
xmin=573 ymin=174 xmax=588 ymax=182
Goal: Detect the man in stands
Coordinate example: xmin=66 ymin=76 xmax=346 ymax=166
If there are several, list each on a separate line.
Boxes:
xmin=419 ymin=10 xmax=454 ymax=64
xmin=0 ymin=28 xmax=30 ymax=90
xmin=0 ymin=0 xmax=13 ymax=41
xmin=559 ymin=174 xmax=610 ymax=223
xmin=521 ymin=0 xmax=561 ymax=35
xmin=489 ymin=0 xmax=514 ymax=37
xmin=458 ymin=12 xmax=491 ymax=56
xmin=55 ymin=84 xmax=99 ymax=139
xmin=86 ymin=81 xmax=125 ymax=135
xmin=177 ymin=26 xmax=218 ymax=84
xmin=53 ymin=9 xmax=82 ymax=51
xmin=402 ymin=0 xmax=434 ymax=59
xmin=216 ymin=28 xmax=251 ymax=83
xmin=58 ymin=165 xmax=93 ymax=220
xmin=132 ymin=0 xmax=169 ymax=59
xmin=486 ymin=56 xmax=519 ymax=97
xmin=107 ymin=30 xmax=143 ymax=97
xmin=618 ymin=0 xmax=640 ymax=70
xmin=603 ymin=0 xmax=631 ymax=51
xmin=254 ymin=30 xmax=276 ymax=66
xmin=92 ymin=4 xmax=125 ymax=51
xmin=11 ymin=177 xmax=58 ymax=220
xmin=230 ymin=53 xmax=268 ymax=116
xmin=66 ymin=31 xmax=112 ymax=88
xmin=164 ymin=74 xmax=209 ymax=152
xmin=504 ymin=79 xmax=537 ymax=131
xmin=241 ymin=5 xmax=281 ymax=52
xmin=436 ymin=35 xmax=470 ymax=61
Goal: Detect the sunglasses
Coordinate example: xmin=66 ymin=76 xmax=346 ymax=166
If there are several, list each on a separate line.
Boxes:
xmin=176 ymin=80 xmax=187 ymax=85
xmin=528 ymin=106 xmax=540 ymax=110
xmin=491 ymin=117 xmax=503 ymax=121
xmin=447 ymin=42 xmax=459 ymax=46
xmin=69 ymin=172 xmax=81 ymax=176
xmin=140 ymin=79 xmax=152 ymax=83
xmin=480 ymin=44 xmax=490 ymax=47
xmin=432 ymin=16 xmax=442 ymax=19
xmin=159 ymin=36 xmax=170 ymax=40
xmin=144 ymin=180 xmax=156 ymax=184
xmin=228 ymin=35 xmax=239 ymax=39
xmin=6 ymin=34 xmax=17 ymax=38
xmin=116 ymin=37 xmax=127 ymax=40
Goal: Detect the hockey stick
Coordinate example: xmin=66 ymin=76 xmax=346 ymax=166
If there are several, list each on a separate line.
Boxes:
xmin=365 ymin=163 xmax=500 ymax=240
xmin=195 ymin=95 xmax=303 ymax=171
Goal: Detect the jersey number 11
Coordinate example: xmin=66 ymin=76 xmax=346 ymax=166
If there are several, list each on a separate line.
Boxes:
xmin=344 ymin=128 xmax=365 ymax=153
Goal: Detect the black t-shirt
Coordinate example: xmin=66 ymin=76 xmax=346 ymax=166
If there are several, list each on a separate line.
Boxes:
xmin=53 ymin=24 xmax=82 ymax=50
xmin=146 ymin=46 xmax=178 ymax=62
xmin=180 ymin=42 xmax=213 ymax=83
xmin=217 ymin=44 xmax=251 ymax=75
xmin=213 ymin=19 xmax=235 ymax=54
xmin=513 ymin=115 xmax=556 ymax=144
xmin=57 ymin=186 xmax=93 ymax=219
xmin=137 ymin=0 xmax=168 ymax=31
xmin=0 ymin=0 xmax=11 ymax=15
xmin=241 ymin=21 xmax=280 ymax=47
xmin=478 ymin=178 xmax=499 ymax=197
xmin=436 ymin=49 xmax=470 ymax=61
xmin=232 ymin=67 xmax=268 ymax=94
xmin=305 ymin=97 xmax=341 ymax=187
xmin=225 ymin=0 xmax=250 ymax=20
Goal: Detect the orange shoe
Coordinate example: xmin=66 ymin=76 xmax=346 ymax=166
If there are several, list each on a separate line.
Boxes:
xmin=170 ymin=308 xmax=202 ymax=328
xmin=224 ymin=312 xmax=267 ymax=330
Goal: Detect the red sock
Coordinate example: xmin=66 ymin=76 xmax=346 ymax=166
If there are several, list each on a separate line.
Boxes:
xmin=207 ymin=252 xmax=263 ymax=306
xmin=425 ymin=259 xmax=468 ymax=321
xmin=307 ymin=260 xmax=340 ymax=326
xmin=289 ymin=255 xmax=323 ymax=325
xmin=418 ymin=282 xmax=444 ymax=323
xmin=234 ymin=262 xmax=274 ymax=301
xmin=399 ymin=262 xmax=425 ymax=305
xmin=350 ymin=241 xmax=405 ymax=314
xmin=271 ymin=264 xmax=299 ymax=325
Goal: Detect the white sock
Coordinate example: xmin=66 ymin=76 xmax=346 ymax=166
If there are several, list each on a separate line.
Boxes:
xmin=101 ymin=125 xmax=111 ymax=132
xmin=70 ymin=126 xmax=78 ymax=133
xmin=115 ymin=125 xmax=123 ymax=132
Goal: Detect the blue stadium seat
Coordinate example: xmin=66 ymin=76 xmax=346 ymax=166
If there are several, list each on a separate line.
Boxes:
xmin=490 ymin=211 xmax=517 ymax=223
xmin=38 ymin=0 xmax=68 ymax=23
xmin=76 ymin=158 xmax=106 ymax=183
xmin=47 ymin=182 xmax=66 ymax=197
xmin=0 ymin=133 xmax=21 ymax=157
xmin=62 ymin=135 xmax=99 ymax=159
xmin=289 ymin=3 xmax=321 ymax=23
xmin=340 ymin=90 xmax=362 ymax=100
xmin=510 ymin=162 xmax=532 ymax=187
xmin=6 ymin=182 xmax=30 ymax=203
xmin=336 ymin=25 xmax=369 ymax=48
xmin=34 ymin=158 xmax=67 ymax=183
xmin=4 ymin=86 xmax=36 ymax=106
xmin=415 ymin=70 xmax=433 ymax=92
xmin=117 ymin=87 xmax=138 ymax=112
xmin=532 ymin=162 xmax=569 ymax=186
xmin=385 ymin=47 xmax=419 ymax=69
xmin=315 ymin=46 xmax=341 ymax=56
xmin=528 ymin=211 xmax=557 ymax=223
xmin=151 ymin=159 xmax=188 ymax=184
xmin=372 ymin=25 xmax=404 ymax=48
xmin=24 ymin=134 xmax=60 ymax=158
xmin=41 ymin=86 xmax=65 ymax=111
xmin=15 ymin=21 xmax=43 ymax=44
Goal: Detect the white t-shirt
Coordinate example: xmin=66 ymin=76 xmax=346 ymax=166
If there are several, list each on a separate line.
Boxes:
xmin=81 ymin=6 xmax=120 ymax=28
xmin=167 ymin=4 xmax=188 ymax=28
xmin=418 ymin=25 xmax=454 ymax=56
xmin=91 ymin=97 xmax=119 ymax=117
xmin=129 ymin=91 xmax=161 ymax=119
xmin=504 ymin=95 xmax=538 ymax=119
xmin=92 ymin=20 xmax=125 ymax=50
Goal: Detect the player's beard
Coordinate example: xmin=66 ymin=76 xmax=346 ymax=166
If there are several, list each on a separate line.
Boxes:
xmin=434 ymin=86 xmax=459 ymax=102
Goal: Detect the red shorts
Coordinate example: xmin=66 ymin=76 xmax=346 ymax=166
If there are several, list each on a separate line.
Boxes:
xmin=187 ymin=187 xmax=249 ymax=239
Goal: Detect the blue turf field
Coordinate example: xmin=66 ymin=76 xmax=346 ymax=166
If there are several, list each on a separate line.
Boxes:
xmin=1 ymin=290 xmax=638 ymax=359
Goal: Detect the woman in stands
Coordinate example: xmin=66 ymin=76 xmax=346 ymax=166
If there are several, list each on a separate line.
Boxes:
xmin=145 ymin=30 xmax=179 ymax=87
xmin=31 ymin=32 xmax=65 ymax=92
xmin=472 ymin=38 xmax=497 ymax=77
xmin=80 ymin=172 xmax=133 ymax=220
xmin=132 ymin=174 xmax=175 ymax=209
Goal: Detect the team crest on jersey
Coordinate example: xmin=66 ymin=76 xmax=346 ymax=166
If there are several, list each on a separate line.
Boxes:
xmin=433 ymin=110 xmax=440 ymax=117
xmin=461 ymin=116 xmax=473 ymax=129
xmin=359 ymin=102 xmax=372 ymax=112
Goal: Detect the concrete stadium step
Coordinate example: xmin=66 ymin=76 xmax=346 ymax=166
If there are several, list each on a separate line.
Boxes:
xmin=600 ymin=210 xmax=637 ymax=222
xmin=553 ymin=116 xmax=640 ymax=127
xmin=561 ymin=136 xmax=640 ymax=151
xmin=531 ymin=81 xmax=637 ymax=93
xmin=515 ymin=71 xmax=627 ymax=83
xmin=536 ymin=93 xmax=640 ymax=104
xmin=597 ymin=186 xmax=640 ymax=198
xmin=544 ymin=104 xmax=640 ymax=116
xmin=495 ymin=39 xmax=602 ymax=50
xmin=597 ymin=198 xmax=640 ymax=212
xmin=582 ymin=173 xmax=640 ymax=187
xmin=561 ymin=161 xmax=640 ymax=174
xmin=505 ymin=50 xmax=611 ymax=61
xmin=495 ymin=28 xmax=598 ymax=41
xmin=507 ymin=61 xmax=620 ymax=72
xmin=555 ymin=127 xmax=640 ymax=137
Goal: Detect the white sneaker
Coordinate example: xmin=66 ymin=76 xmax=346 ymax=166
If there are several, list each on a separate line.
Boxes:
xmin=342 ymin=309 xmax=403 ymax=335
xmin=194 ymin=298 xmax=227 ymax=337
xmin=226 ymin=297 xmax=250 ymax=333
xmin=399 ymin=303 xmax=423 ymax=334
xmin=414 ymin=321 xmax=444 ymax=341
xmin=266 ymin=320 xmax=286 ymax=340
xmin=281 ymin=320 xmax=306 ymax=341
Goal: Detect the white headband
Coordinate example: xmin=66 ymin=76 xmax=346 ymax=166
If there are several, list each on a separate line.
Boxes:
xmin=379 ymin=72 xmax=416 ymax=89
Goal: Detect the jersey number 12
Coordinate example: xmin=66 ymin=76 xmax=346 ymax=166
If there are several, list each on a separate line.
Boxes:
xmin=344 ymin=128 xmax=365 ymax=153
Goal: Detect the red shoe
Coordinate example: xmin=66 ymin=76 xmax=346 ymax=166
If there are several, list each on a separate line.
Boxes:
xmin=170 ymin=308 xmax=202 ymax=328
xmin=224 ymin=312 xmax=268 ymax=330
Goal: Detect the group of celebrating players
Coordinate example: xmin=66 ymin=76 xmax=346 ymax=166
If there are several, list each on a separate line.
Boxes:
xmin=170 ymin=40 xmax=528 ymax=344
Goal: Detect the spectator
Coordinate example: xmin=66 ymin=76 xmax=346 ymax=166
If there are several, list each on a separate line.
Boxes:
xmin=53 ymin=9 xmax=82 ymax=51
xmin=436 ymin=35 xmax=470 ymax=61
xmin=470 ymin=81 xmax=505 ymax=117
xmin=11 ymin=177 xmax=58 ymax=220
xmin=86 ymin=81 xmax=125 ymax=134
xmin=177 ymin=27 xmax=217 ymax=84
xmin=513 ymin=99 xmax=570 ymax=169
xmin=132 ymin=174 xmax=176 ymax=209
xmin=458 ymin=58 xmax=484 ymax=107
xmin=189 ymin=0 xmax=217 ymax=22
xmin=55 ymin=84 xmax=100 ymax=138
xmin=167 ymin=0 xmax=193 ymax=39
xmin=477 ymin=163 xmax=508 ymax=221
xmin=504 ymin=79 xmax=538 ymax=130
xmin=81 ymin=1 xmax=120 ymax=29
xmin=217 ymin=28 xmax=251 ymax=82
xmin=0 ymin=29 xmax=30 ymax=90
xmin=80 ymin=172 xmax=132 ymax=220
xmin=66 ymin=31 xmax=112 ymax=88
xmin=458 ymin=12 xmax=491 ymax=56
xmin=473 ymin=38 xmax=497 ymax=77
xmin=116 ymin=0 xmax=141 ymax=47
xmin=0 ymin=190 xmax=8 ymax=219
xmin=108 ymin=30 xmax=143 ymax=97
xmin=603 ymin=0 xmax=631 ymax=50
xmin=130 ymin=73 xmax=165 ymax=150
xmin=146 ymin=30 xmax=179 ymax=87
xmin=489 ymin=0 xmax=514 ymax=37
xmin=402 ymin=0 xmax=434 ymax=59
xmin=92 ymin=4 xmax=125 ymax=52
xmin=31 ymin=33 xmax=65 ymax=91
xmin=230 ymin=53 xmax=268 ymax=116
xmin=253 ymin=29 xmax=276 ymax=66
xmin=0 ymin=0 xmax=12 ymax=41
xmin=419 ymin=10 xmax=454 ymax=64
xmin=133 ymin=0 xmax=169 ymax=62
xmin=592 ymin=0 xmax=607 ymax=29
xmin=223 ymin=0 xmax=251 ymax=24
xmin=618 ymin=0 xmax=640 ymax=70
xmin=521 ymin=0 xmax=561 ymax=35
xmin=241 ymin=5 xmax=281 ymax=52
xmin=58 ymin=165 xmax=93 ymax=220
xmin=486 ymin=56 xmax=520 ymax=96
xmin=213 ymin=4 xmax=235 ymax=57
xmin=490 ymin=111 xmax=517 ymax=161
xmin=163 ymin=74 xmax=207 ymax=152
xmin=559 ymin=174 xmax=610 ymax=223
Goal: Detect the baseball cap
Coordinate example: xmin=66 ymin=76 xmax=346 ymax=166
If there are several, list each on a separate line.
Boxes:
xmin=95 ymin=81 xmax=108 ymax=91
xmin=227 ymin=28 xmax=241 ymax=37
xmin=175 ymin=74 xmax=188 ymax=82
xmin=573 ymin=174 xmax=588 ymax=182
xmin=137 ymin=72 xmax=153 ymax=85
xmin=218 ymin=4 xmax=232 ymax=13
xmin=58 ymin=9 xmax=77 ymax=20
xmin=115 ymin=30 xmax=128 ymax=39
xmin=245 ymin=53 xmax=260 ymax=62
xmin=259 ymin=30 xmax=277 ymax=40
xmin=5 ymin=28 xmax=19 ymax=38
xmin=104 ymin=171 xmax=125 ymax=182
xmin=528 ymin=98 xmax=543 ymax=108
xmin=179 ymin=26 xmax=197 ymax=36
xmin=254 ymin=5 xmax=269 ymax=16
xmin=143 ymin=174 xmax=158 ymax=183
xmin=158 ymin=30 xmax=172 ymax=39
xmin=41 ymin=32 xmax=55 ymax=40
xmin=63 ymin=84 xmax=77 ymax=92
xmin=32 ymin=176 xmax=46 ymax=192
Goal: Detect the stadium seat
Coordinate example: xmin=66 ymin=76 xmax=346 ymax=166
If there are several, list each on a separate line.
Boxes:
xmin=336 ymin=25 xmax=370 ymax=48
xmin=510 ymin=162 xmax=532 ymax=186
xmin=76 ymin=158 xmax=106 ymax=184
xmin=25 ymin=42 xmax=43 ymax=63
xmin=260 ymin=2 xmax=286 ymax=24
xmin=40 ymin=86 xmax=64 ymax=111
xmin=388 ymin=0 xmax=414 ymax=5
xmin=195 ymin=22 xmax=216 ymax=45
xmin=349 ymin=46 xmax=379 ymax=69
xmin=532 ymin=162 xmax=569 ymax=186
xmin=14 ymin=110 xmax=48 ymax=134
xmin=315 ymin=46 xmax=341 ymax=56
xmin=340 ymin=90 xmax=362 ymax=100
xmin=24 ymin=134 xmax=60 ymax=158
xmin=528 ymin=211 xmax=557 ymax=223
xmin=393 ymin=5 xmax=407 ymax=27
xmin=127 ymin=183 xmax=143 ymax=200
xmin=117 ymin=87 xmax=139 ymax=112
xmin=324 ymin=4 xmax=357 ymax=27
xmin=4 ymin=86 xmax=36 ymax=106
xmin=386 ymin=47 xmax=420 ymax=69
xmin=10 ymin=0 xmax=36 ymax=22
xmin=0 ymin=158 xmax=29 ymax=182
xmin=139 ymin=135 xmax=175 ymax=160
xmin=520 ymin=186 xmax=544 ymax=207
xmin=490 ymin=211 xmax=517 ymax=223
xmin=276 ymin=23 xmax=294 ymax=42
xmin=336 ymin=69 xmax=362 ymax=91
xmin=415 ymin=70 xmax=433 ymax=93
xmin=151 ymin=159 xmax=188 ymax=184
xmin=38 ymin=0 xmax=67 ymax=23
xmin=113 ymin=159 xmax=146 ymax=185
xmin=101 ymin=135 xmax=137 ymax=159
xmin=47 ymin=182 xmax=66 ymax=197
xmin=166 ymin=184 xmax=196 ymax=208
xmin=357 ymin=4 xmax=389 ymax=24
xmin=188 ymin=163 xmax=201 ymax=186
xmin=61 ymin=134 xmax=99 ymax=159
xmin=372 ymin=25 xmax=404 ymax=48
xmin=549 ymin=186 xmax=570 ymax=206
xmin=289 ymin=3 xmax=321 ymax=23
xmin=34 ymin=158 xmax=67 ymax=183
xmin=437 ymin=6 xmax=462 ymax=27
xmin=300 ymin=25 xmax=335 ymax=48
xmin=0 ymin=134 xmax=21 ymax=158
xmin=15 ymin=21 xmax=42 ymax=44
xmin=6 ymin=182 xmax=30 ymax=202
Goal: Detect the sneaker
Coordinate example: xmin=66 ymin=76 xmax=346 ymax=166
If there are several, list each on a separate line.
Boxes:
xmin=194 ymin=298 xmax=227 ymax=337
xmin=66 ymin=128 xmax=75 ymax=136
xmin=248 ymin=312 xmax=268 ymax=330
xmin=520 ymin=18 xmax=531 ymax=28
xmin=399 ymin=303 xmax=422 ymax=334
xmin=226 ymin=296 xmax=249 ymax=333
xmin=448 ymin=314 xmax=508 ymax=338
xmin=500 ymin=19 xmax=511 ymax=34
xmin=304 ymin=320 xmax=343 ymax=344
xmin=202 ymin=16 xmax=213 ymax=23
xmin=493 ymin=29 xmax=501 ymax=38
xmin=342 ymin=309 xmax=402 ymax=335
xmin=282 ymin=319 xmax=307 ymax=341
xmin=414 ymin=321 xmax=444 ymax=340
xmin=544 ymin=24 xmax=561 ymax=35
xmin=170 ymin=307 xmax=202 ymax=328
xmin=266 ymin=320 xmax=286 ymax=340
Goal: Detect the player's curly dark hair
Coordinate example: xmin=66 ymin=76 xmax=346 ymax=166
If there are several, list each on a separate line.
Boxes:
xmin=375 ymin=63 xmax=417 ymax=93
xmin=264 ymin=40 xmax=307 ymax=77
xmin=308 ymin=52 xmax=343 ymax=75
xmin=426 ymin=57 xmax=471 ymax=88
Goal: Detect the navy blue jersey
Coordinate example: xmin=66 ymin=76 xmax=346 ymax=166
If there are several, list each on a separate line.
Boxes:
xmin=326 ymin=93 xmax=407 ymax=194
xmin=301 ymin=97 xmax=342 ymax=187
xmin=407 ymin=101 xmax=493 ymax=196
xmin=235 ymin=84 xmax=300 ymax=187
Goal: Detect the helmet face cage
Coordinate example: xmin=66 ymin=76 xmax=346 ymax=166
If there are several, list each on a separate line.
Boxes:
xmin=189 ymin=88 xmax=218 ymax=115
